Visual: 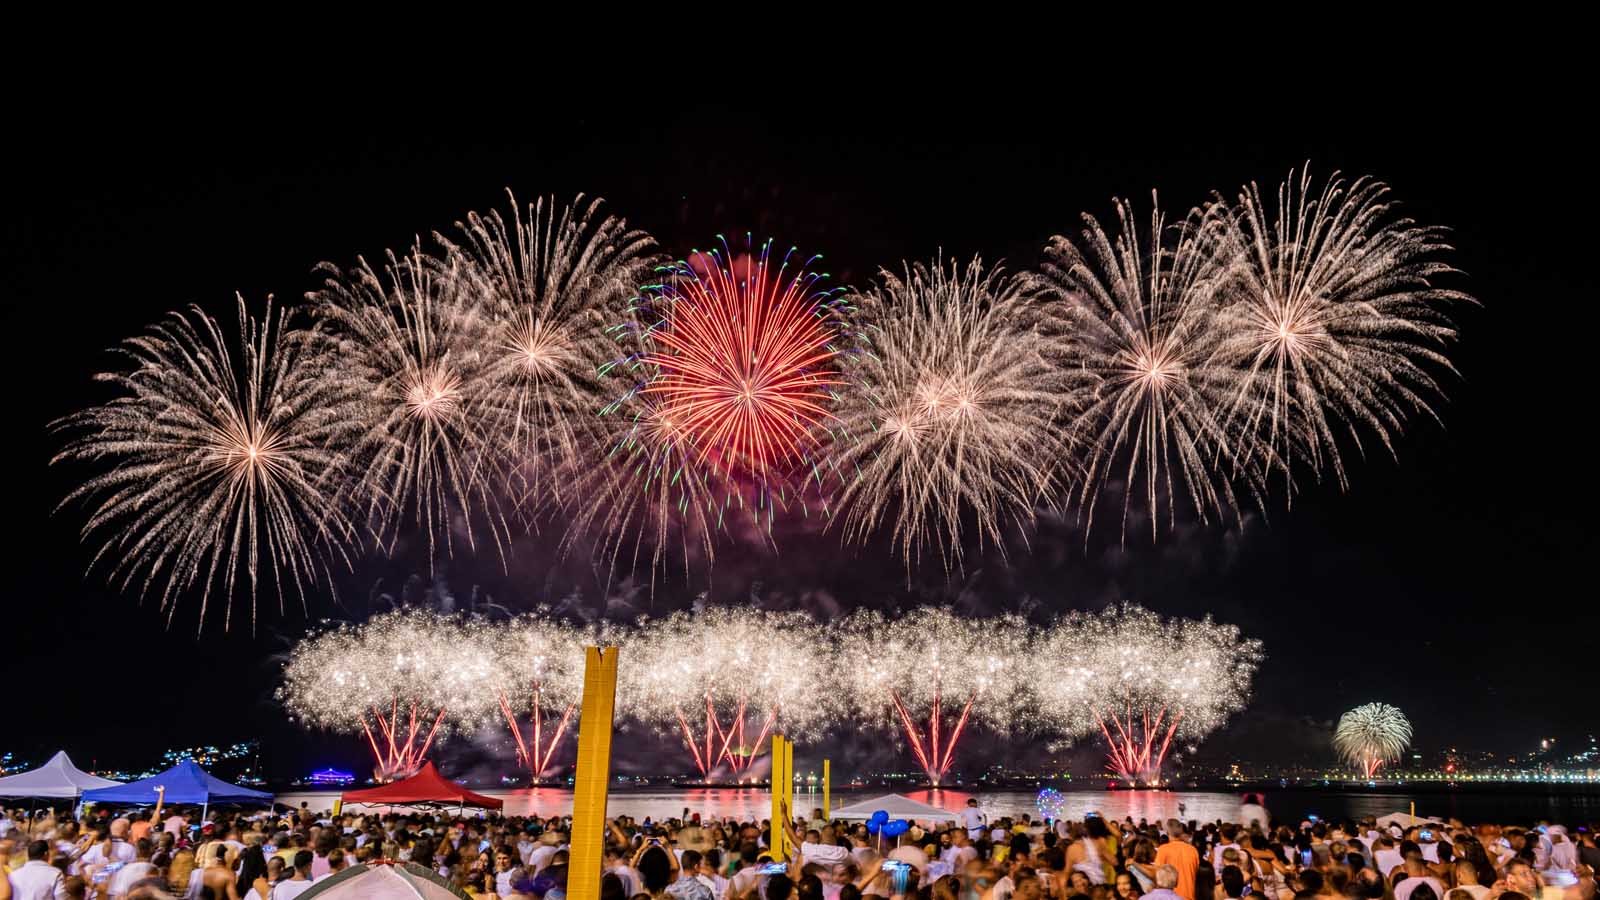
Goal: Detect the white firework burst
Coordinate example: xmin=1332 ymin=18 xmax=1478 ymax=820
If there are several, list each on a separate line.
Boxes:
xmin=1333 ymin=702 xmax=1412 ymax=776
xmin=1208 ymin=168 xmax=1471 ymax=494
xmin=52 ymin=297 xmax=363 ymax=632
xmin=830 ymin=257 xmax=1077 ymax=567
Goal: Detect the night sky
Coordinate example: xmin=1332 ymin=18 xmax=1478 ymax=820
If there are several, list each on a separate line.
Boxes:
xmin=10 ymin=93 xmax=1595 ymax=781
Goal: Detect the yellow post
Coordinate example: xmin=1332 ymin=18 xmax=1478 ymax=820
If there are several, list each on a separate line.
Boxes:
xmin=568 ymin=646 xmax=620 ymax=900
xmin=771 ymin=734 xmax=790 ymax=860
xmin=823 ymin=759 xmax=831 ymax=819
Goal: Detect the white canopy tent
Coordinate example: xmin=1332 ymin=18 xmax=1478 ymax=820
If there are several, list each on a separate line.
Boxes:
xmin=0 ymin=751 xmax=120 ymax=799
xmin=830 ymin=793 xmax=959 ymax=823
xmin=298 ymin=863 xmax=470 ymax=900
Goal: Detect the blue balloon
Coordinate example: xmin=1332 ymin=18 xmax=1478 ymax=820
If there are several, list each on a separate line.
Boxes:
xmin=869 ymin=810 xmax=889 ymax=826
xmin=866 ymin=820 xmax=881 ymax=834
xmin=883 ymin=819 xmax=910 ymax=838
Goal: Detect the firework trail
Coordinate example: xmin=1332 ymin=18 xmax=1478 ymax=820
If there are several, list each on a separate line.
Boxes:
xmin=311 ymin=244 xmax=508 ymax=563
xmin=1334 ymin=702 xmax=1412 ymax=777
xmin=439 ymin=194 xmax=656 ymax=515
xmin=1207 ymin=168 xmax=1470 ymax=496
xmin=478 ymin=612 xmax=620 ymax=778
xmin=1030 ymin=605 xmax=1260 ymax=783
xmin=52 ymin=297 xmax=363 ymax=632
xmin=280 ymin=608 xmax=496 ymax=781
xmin=830 ymin=257 xmax=1077 ymax=568
xmin=1039 ymin=196 xmax=1272 ymax=541
xmin=617 ymin=607 xmax=836 ymax=778
xmin=835 ymin=607 xmax=1030 ymax=785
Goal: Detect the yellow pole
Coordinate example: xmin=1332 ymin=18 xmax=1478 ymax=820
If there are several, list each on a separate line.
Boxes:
xmin=771 ymin=734 xmax=789 ymax=860
xmin=823 ymin=759 xmax=831 ymax=819
xmin=568 ymin=646 xmax=619 ymax=900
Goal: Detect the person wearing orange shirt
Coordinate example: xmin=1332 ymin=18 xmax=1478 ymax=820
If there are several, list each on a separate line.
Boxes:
xmin=1153 ymin=821 xmax=1200 ymax=900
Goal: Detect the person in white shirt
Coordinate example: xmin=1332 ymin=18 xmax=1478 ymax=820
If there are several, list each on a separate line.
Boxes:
xmin=104 ymin=838 xmax=157 ymax=900
xmin=941 ymin=831 xmax=977 ymax=871
xmin=8 ymin=841 xmax=69 ymax=900
xmin=528 ymin=832 xmax=562 ymax=873
xmin=1238 ymin=796 xmax=1270 ymax=831
xmin=959 ymin=800 xmax=988 ymax=841
xmin=1373 ymin=837 xmax=1405 ymax=878
xmin=271 ymin=852 xmax=317 ymax=900
xmin=1550 ymin=829 xmax=1579 ymax=874
xmin=1212 ymin=826 xmax=1242 ymax=874
xmin=604 ymin=846 xmax=641 ymax=896
xmin=781 ymin=820 xmax=848 ymax=869
xmin=78 ymin=830 xmax=137 ymax=882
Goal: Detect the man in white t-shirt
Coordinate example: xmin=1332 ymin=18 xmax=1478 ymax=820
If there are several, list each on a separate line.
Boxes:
xmin=942 ymin=831 xmax=977 ymax=871
xmin=271 ymin=851 xmax=317 ymax=900
xmin=959 ymin=800 xmax=988 ymax=841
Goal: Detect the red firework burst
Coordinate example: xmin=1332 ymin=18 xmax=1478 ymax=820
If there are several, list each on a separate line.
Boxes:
xmin=642 ymin=239 xmax=843 ymax=482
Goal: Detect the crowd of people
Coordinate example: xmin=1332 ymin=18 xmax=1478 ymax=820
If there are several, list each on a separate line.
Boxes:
xmin=3 ymin=795 xmax=1597 ymax=900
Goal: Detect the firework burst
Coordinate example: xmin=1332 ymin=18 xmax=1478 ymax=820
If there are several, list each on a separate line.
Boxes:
xmin=618 ymin=607 xmax=836 ymax=777
xmin=639 ymin=236 xmax=848 ymax=487
xmin=1029 ymin=605 xmax=1260 ymax=783
xmin=440 ymin=194 xmax=656 ymax=513
xmin=1040 ymin=197 xmax=1269 ymax=540
xmin=312 ymin=245 xmax=507 ymax=562
xmin=280 ymin=608 xmax=497 ymax=781
xmin=835 ymin=607 xmax=1030 ymax=785
xmin=1208 ymin=168 xmax=1470 ymax=494
xmin=52 ymin=297 xmax=363 ymax=632
xmin=566 ymin=237 xmax=851 ymax=578
xmin=1333 ymin=702 xmax=1412 ymax=777
xmin=831 ymin=257 xmax=1076 ymax=567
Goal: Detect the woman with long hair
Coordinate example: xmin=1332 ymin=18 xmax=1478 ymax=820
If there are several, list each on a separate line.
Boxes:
xmin=236 ymin=846 xmax=271 ymax=900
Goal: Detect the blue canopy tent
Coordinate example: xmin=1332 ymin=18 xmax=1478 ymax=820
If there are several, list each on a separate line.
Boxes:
xmin=81 ymin=760 xmax=272 ymax=820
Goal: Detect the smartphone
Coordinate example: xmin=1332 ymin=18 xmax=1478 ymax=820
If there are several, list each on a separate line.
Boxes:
xmin=760 ymin=863 xmax=790 ymax=875
xmin=1307 ymin=815 xmax=1319 ymax=823
xmin=1419 ymin=830 xmax=1434 ymax=841
xmin=1300 ymin=850 xmax=1312 ymax=867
